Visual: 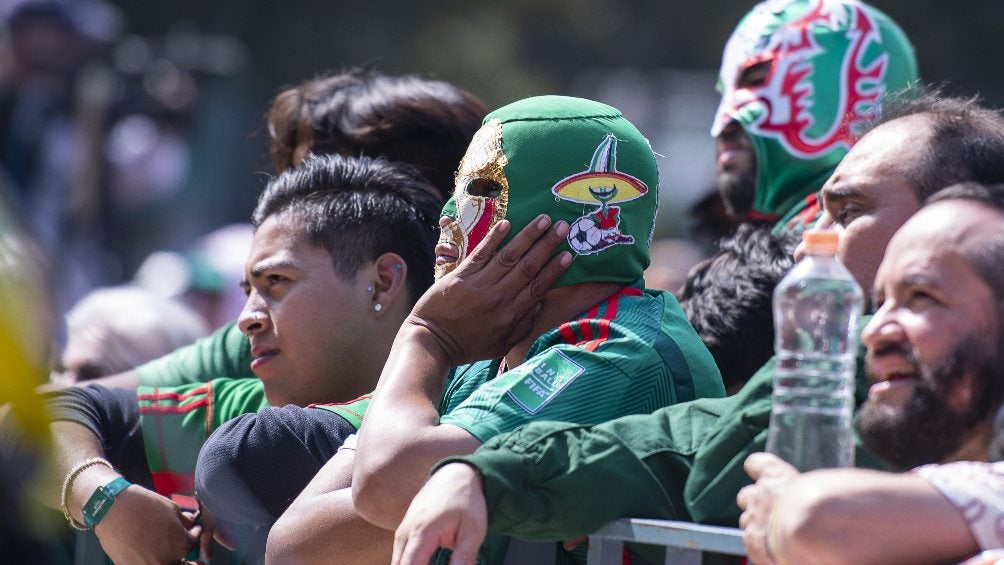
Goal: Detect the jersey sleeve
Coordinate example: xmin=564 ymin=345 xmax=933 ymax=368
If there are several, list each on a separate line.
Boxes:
xmin=684 ymin=316 xmax=883 ymax=527
xmin=45 ymin=385 xmax=153 ymax=488
xmin=135 ymin=321 xmax=253 ymax=387
xmin=440 ymin=397 xmax=726 ymax=541
xmin=137 ymin=378 xmax=268 ymax=495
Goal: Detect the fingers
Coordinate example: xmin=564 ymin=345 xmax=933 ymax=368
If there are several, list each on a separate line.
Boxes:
xmin=562 ymin=536 xmax=588 ymax=552
xmin=462 ymin=219 xmax=514 ymax=272
xmin=187 ymin=523 xmax=202 ymax=548
xmin=199 ymin=525 xmax=214 ymax=562
xmin=459 ymin=214 xmax=569 ymax=288
xmin=495 ymin=216 xmax=564 ymax=281
xmin=518 ymin=246 xmax=572 ymax=302
xmin=489 ymin=215 xmax=551 ymax=271
xmin=392 ymin=526 xmax=440 ymax=565
xmin=736 ymin=484 xmax=753 ymax=511
xmin=743 ymin=451 xmax=786 ymax=480
xmin=448 ymin=508 xmax=485 ymax=565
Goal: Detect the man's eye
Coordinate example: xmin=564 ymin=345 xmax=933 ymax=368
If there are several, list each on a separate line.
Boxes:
xmin=907 ymin=290 xmax=936 ymax=310
xmin=835 ymin=205 xmax=863 ymax=226
xmin=267 ymin=274 xmax=287 ymax=286
xmin=466 ymin=178 xmax=503 ymax=198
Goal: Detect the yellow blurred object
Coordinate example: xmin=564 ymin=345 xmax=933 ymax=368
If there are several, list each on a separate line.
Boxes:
xmin=0 ymin=197 xmax=52 ymax=450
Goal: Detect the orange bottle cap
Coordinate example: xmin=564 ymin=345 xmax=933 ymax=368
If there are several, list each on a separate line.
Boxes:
xmin=803 ymin=230 xmax=839 ymax=254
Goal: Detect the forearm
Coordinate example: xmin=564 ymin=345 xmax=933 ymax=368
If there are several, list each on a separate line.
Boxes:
xmin=268 ymin=488 xmax=393 ymax=564
xmin=772 ymin=469 xmax=977 ymax=565
xmin=353 ymin=325 xmax=458 ymax=527
xmin=42 ymin=421 xmax=114 ymax=511
xmin=46 ymin=422 xmax=198 ymax=562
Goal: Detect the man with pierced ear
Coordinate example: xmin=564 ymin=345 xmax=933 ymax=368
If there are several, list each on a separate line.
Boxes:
xmin=23 ymin=154 xmax=442 ymax=564
xmin=264 ymin=95 xmax=725 ymax=564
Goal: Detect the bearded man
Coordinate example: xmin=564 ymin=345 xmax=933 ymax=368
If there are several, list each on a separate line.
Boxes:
xmin=738 ymin=182 xmax=1004 ymax=565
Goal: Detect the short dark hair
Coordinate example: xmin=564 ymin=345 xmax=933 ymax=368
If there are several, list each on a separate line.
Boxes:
xmin=926 ymin=182 xmax=1004 ymax=304
xmin=857 ymin=87 xmax=1004 ymax=202
xmin=254 ymin=154 xmax=441 ymax=303
xmin=677 ymin=224 xmax=798 ymax=393
xmin=266 ymin=70 xmax=487 ymax=199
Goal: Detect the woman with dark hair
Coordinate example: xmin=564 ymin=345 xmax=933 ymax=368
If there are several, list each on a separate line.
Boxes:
xmin=266 ymin=70 xmax=487 ymax=198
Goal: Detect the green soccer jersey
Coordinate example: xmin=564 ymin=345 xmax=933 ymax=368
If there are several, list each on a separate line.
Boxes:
xmin=136 ymin=321 xmax=254 ymax=388
xmin=440 ymin=284 xmax=724 ymax=440
xmin=435 ymin=283 xmax=725 ymax=564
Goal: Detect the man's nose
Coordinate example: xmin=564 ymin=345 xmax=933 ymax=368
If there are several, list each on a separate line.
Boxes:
xmin=861 ymin=305 xmax=904 ymax=353
xmin=238 ymin=295 xmax=268 ymax=336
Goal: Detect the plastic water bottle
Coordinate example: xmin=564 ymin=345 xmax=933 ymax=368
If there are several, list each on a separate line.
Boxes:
xmin=766 ymin=230 xmax=864 ymax=471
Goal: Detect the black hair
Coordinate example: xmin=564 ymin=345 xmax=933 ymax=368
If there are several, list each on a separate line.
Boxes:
xmin=857 ymin=86 xmax=1004 ymax=203
xmin=254 ymin=154 xmax=441 ymax=304
xmin=266 ymin=70 xmax=487 ymax=199
xmin=677 ymin=224 xmax=798 ymax=393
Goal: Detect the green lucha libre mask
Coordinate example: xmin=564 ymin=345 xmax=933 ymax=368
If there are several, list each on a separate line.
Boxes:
xmin=712 ymin=0 xmax=917 ymax=219
xmin=436 ymin=95 xmax=659 ymax=287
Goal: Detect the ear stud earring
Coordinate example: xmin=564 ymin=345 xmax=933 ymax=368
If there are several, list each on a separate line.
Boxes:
xmin=374 ymin=303 xmax=383 ymax=312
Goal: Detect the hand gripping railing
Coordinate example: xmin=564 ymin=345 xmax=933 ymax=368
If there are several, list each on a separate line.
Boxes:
xmin=586 ymin=518 xmax=746 ymax=565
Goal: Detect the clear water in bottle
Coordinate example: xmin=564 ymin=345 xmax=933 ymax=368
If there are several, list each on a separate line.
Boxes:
xmin=766 ymin=231 xmax=864 ymax=472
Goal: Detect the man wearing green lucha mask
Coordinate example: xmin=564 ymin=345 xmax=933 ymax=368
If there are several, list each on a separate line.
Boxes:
xmin=713 ymin=0 xmax=916 ymax=230
xmin=264 ymin=95 xmax=726 ymax=564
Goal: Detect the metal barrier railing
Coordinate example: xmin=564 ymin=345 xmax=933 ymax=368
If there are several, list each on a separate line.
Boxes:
xmin=586 ymin=518 xmax=746 ymax=565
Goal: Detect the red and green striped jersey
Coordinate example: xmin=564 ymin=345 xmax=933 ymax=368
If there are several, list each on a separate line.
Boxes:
xmin=138 ymin=378 xmax=268 ymax=496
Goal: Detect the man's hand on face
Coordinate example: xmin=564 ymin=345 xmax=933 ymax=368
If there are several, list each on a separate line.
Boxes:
xmin=406 ymin=214 xmax=572 ymax=367
xmin=736 ymin=452 xmax=800 ymax=565
xmin=392 ymin=463 xmax=488 ymax=565
xmin=94 ymin=487 xmax=202 ymax=565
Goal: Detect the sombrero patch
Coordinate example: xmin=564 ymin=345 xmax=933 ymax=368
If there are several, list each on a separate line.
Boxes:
xmin=552 ymin=134 xmax=648 ymax=255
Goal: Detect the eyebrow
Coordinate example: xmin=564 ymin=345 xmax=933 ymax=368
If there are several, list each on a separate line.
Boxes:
xmin=248 ymin=258 xmax=300 ymax=280
xmin=821 ymin=185 xmax=867 ymax=205
xmin=900 ymin=272 xmax=939 ymax=288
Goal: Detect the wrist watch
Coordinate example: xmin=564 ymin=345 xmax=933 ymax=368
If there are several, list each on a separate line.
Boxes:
xmin=82 ymin=477 xmax=132 ymax=528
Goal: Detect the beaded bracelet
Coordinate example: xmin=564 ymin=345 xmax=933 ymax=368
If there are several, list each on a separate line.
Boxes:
xmin=60 ymin=457 xmax=114 ymax=531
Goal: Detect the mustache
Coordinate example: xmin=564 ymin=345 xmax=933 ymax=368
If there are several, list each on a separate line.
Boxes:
xmin=865 ymin=341 xmax=920 ymax=376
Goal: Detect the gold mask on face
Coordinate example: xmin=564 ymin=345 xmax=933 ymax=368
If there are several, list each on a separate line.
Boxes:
xmin=435 ymin=119 xmax=510 ymax=279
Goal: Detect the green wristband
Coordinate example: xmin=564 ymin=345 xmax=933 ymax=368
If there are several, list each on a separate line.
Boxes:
xmin=82 ymin=477 xmax=131 ymax=529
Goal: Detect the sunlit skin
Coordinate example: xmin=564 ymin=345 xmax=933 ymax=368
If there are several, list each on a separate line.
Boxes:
xmin=794 ymin=115 xmax=928 ymax=293
xmin=862 ymin=199 xmax=1002 ymax=422
xmin=238 ymin=214 xmax=386 ymax=407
